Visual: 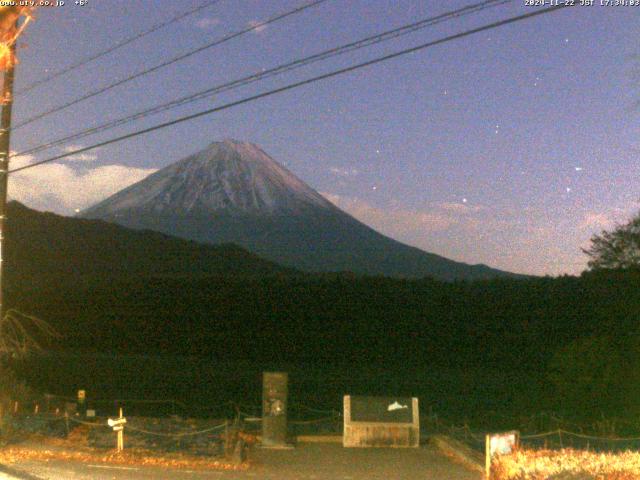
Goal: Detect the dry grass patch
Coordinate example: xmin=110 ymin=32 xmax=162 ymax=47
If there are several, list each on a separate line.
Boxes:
xmin=492 ymin=448 xmax=640 ymax=480
xmin=0 ymin=428 xmax=247 ymax=471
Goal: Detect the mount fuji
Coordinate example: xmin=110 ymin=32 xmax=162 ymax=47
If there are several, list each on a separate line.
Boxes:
xmin=80 ymin=139 xmax=517 ymax=281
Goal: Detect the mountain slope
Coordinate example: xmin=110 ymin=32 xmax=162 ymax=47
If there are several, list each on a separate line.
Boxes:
xmin=81 ymin=139 xmax=519 ymax=281
xmin=5 ymin=201 xmax=290 ymax=288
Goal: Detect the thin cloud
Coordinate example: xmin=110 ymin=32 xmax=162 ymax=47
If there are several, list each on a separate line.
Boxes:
xmin=10 ymin=152 xmax=35 ymax=169
xmin=322 ymin=193 xmax=459 ymax=234
xmin=195 ymin=17 xmax=221 ymax=29
xmin=65 ymin=153 xmax=98 ymax=162
xmin=434 ymin=201 xmax=484 ymax=214
xmin=247 ymin=20 xmax=267 ymax=34
xmin=329 ymin=167 xmax=359 ymax=177
xmin=62 ymin=145 xmax=99 ymax=162
xmin=9 ymin=160 xmax=156 ymax=215
xmin=321 ymin=192 xmax=588 ymax=276
xmin=579 ymin=206 xmax=639 ymax=231
xmin=580 ymin=212 xmax=612 ymax=230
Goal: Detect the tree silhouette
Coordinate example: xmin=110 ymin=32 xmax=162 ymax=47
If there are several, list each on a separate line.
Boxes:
xmin=583 ymin=211 xmax=640 ymax=270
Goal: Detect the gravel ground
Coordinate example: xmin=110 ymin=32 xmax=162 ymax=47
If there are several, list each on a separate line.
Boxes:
xmin=2 ymin=443 xmax=481 ymax=480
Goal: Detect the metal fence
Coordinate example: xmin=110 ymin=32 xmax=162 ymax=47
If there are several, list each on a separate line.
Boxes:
xmin=9 ymin=392 xmax=640 ymax=456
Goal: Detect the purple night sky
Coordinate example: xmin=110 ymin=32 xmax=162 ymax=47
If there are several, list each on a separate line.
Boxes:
xmin=7 ymin=0 xmax=639 ymax=276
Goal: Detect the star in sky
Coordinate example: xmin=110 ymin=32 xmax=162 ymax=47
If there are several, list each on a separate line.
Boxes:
xmin=14 ymin=1 xmax=634 ymax=277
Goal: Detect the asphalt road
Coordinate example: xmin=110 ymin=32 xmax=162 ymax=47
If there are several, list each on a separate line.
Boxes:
xmin=1 ymin=443 xmax=480 ymax=480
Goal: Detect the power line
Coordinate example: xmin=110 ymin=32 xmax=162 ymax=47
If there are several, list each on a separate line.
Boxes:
xmin=11 ymin=0 xmax=331 ymax=130
xmin=9 ymin=4 xmax=571 ymax=175
xmin=16 ymin=0 xmax=224 ymax=96
xmin=13 ymin=0 xmax=513 ymax=159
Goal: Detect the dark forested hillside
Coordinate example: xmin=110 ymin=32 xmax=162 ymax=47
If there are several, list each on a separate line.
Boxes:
xmin=6 ymin=201 xmax=640 ymax=422
xmin=9 ymin=268 xmax=639 ymax=370
xmin=9 ymin=268 xmax=640 ymax=422
xmin=4 ymin=201 xmax=291 ymax=287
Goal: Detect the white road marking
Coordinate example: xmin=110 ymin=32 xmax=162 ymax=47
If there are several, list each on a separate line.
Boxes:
xmin=87 ymin=465 xmax=140 ymax=471
xmin=181 ymin=472 xmax=222 ymax=475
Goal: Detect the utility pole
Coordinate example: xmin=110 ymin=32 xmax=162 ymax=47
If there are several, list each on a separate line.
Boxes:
xmin=0 ymin=7 xmax=32 ymax=320
xmin=0 ymin=22 xmax=17 ymax=321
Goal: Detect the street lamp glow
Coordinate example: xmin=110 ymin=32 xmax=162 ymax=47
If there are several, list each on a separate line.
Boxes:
xmin=0 ymin=6 xmax=34 ymax=71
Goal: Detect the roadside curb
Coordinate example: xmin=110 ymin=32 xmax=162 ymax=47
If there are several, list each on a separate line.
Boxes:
xmin=430 ymin=434 xmax=484 ymax=474
xmin=296 ymin=435 xmax=342 ymax=443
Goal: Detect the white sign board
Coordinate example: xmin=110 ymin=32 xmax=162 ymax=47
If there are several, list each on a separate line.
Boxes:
xmin=108 ymin=417 xmax=127 ymax=428
xmin=485 ymin=431 xmax=519 ymax=478
xmin=489 ymin=431 xmax=518 ymax=456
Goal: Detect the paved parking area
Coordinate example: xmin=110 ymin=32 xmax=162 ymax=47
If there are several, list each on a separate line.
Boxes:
xmin=2 ymin=443 xmax=481 ymax=480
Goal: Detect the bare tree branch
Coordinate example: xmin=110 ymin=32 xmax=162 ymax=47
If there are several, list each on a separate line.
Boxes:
xmin=0 ymin=309 xmax=59 ymax=359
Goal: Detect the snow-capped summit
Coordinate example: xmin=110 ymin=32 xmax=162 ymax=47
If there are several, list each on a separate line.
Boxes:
xmin=81 ymin=140 xmax=518 ymax=281
xmin=82 ymin=139 xmax=334 ymax=217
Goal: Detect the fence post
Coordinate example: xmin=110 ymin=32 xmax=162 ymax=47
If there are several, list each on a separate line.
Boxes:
xmin=224 ymin=419 xmax=230 ymax=456
xmin=485 ymin=434 xmax=491 ymax=479
xmin=117 ymin=407 xmax=124 ymax=452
